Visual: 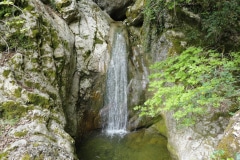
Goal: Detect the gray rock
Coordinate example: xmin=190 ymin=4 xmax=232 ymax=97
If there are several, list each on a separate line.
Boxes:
xmin=217 ymin=110 xmax=240 ymax=158
xmin=94 ymin=0 xmax=135 ymax=20
xmin=0 ymin=0 xmax=76 ymax=159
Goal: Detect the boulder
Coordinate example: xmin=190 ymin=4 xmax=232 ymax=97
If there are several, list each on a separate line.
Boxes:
xmin=216 ymin=110 xmax=240 ymax=159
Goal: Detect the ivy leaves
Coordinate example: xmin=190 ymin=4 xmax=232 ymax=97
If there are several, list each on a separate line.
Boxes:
xmin=135 ymin=47 xmax=240 ymax=126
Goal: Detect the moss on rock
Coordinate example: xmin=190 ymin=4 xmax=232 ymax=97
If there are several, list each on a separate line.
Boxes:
xmin=2 ymin=70 xmax=11 ymax=78
xmin=14 ymin=88 xmax=22 ymax=98
xmin=27 ymin=93 xmax=49 ymax=107
xmin=14 ymin=130 xmax=28 ymax=137
xmin=216 ymin=111 xmax=240 ymax=159
xmin=0 ymin=151 xmax=8 ymax=159
xmin=0 ymin=101 xmax=32 ymax=120
xmin=21 ymin=153 xmax=31 ymax=160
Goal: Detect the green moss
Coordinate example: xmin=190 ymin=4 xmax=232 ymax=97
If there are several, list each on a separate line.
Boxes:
xmin=43 ymin=70 xmax=56 ymax=82
xmin=24 ymin=80 xmax=41 ymax=89
xmin=46 ymin=91 xmax=57 ymax=101
xmin=51 ymin=30 xmax=60 ymax=49
xmin=0 ymin=151 xmax=8 ymax=159
xmin=14 ymin=130 xmax=28 ymax=137
xmin=55 ymin=0 xmax=71 ymax=11
xmin=24 ymin=5 xmax=34 ymax=12
xmin=217 ymin=134 xmax=238 ymax=159
xmin=152 ymin=119 xmax=167 ymax=137
xmin=83 ymin=35 xmax=89 ymax=39
xmin=14 ymin=88 xmax=22 ymax=98
xmin=34 ymin=132 xmax=56 ymax=142
xmin=165 ymin=32 xmax=185 ymax=56
xmin=95 ymin=37 xmax=103 ymax=44
xmin=50 ymin=115 xmax=61 ymax=125
xmin=83 ymin=50 xmax=91 ymax=60
xmin=31 ymin=29 xmax=39 ymax=38
xmin=34 ymin=154 xmax=44 ymax=160
xmin=62 ymin=40 xmax=69 ymax=51
xmin=27 ymin=93 xmax=49 ymax=107
xmin=31 ymin=58 xmax=39 ymax=63
xmin=21 ymin=153 xmax=31 ymax=160
xmin=2 ymin=70 xmax=11 ymax=78
xmin=33 ymin=142 xmax=39 ymax=147
xmin=0 ymin=101 xmax=31 ymax=120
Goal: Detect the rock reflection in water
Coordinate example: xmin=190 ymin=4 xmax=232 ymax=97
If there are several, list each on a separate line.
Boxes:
xmin=77 ymin=129 xmax=171 ymax=160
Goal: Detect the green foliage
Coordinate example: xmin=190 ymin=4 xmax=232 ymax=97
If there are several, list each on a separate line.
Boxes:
xmin=14 ymin=130 xmax=28 ymax=137
xmin=143 ymin=0 xmax=240 ymax=50
xmin=201 ymin=0 xmax=240 ymax=48
xmin=211 ymin=150 xmax=225 ymax=160
xmin=143 ymin=0 xmax=165 ymax=32
xmin=0 ymin=0 xmax=34 ymax=52
xmin=210 ymin=149 xmax=234 ymax=160
xmin=27 ymin=93 xmax=51 ymax=108
xmin=135 ymin=47 xmax=240 ymax=126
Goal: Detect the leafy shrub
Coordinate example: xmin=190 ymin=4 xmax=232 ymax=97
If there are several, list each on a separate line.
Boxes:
xmin=143 ymin=0 xmax=240 ymax=51
xmin=0 ymin=0 xmax=33 ymax=51
xmin=135 ymin=47 xmax=240 ymax=126
xmin=201 ymin=0 xmax=240 ymax=48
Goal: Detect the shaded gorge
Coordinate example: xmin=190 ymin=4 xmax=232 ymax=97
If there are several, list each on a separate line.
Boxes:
xmin=76 ymin=22 xmax=171 ymax=160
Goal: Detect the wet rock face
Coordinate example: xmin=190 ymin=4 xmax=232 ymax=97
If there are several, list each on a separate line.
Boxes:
xmin=66 ymin=0 xmax=113 ymax=139
xmin=93 ymin=0 xmax=135 ymax=20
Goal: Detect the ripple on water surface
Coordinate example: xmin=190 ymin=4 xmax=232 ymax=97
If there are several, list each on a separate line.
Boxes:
xmin=77 ymin=129 xmax=171 ymax=160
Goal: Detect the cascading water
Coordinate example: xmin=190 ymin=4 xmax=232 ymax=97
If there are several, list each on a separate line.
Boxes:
xmin=77 ymin=25 xmax=171 ymax=160
xmin=104 ymin=26 xmax=128 ymax=136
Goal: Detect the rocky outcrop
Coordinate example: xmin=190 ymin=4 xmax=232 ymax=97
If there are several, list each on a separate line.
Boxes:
xmin=65 ymin=0 xmax=114 ymax=139
xmin=0 ymin=0 xmax=76 ymax=159
xmin=93 ymin=0 xmax=135 ymax=20
xmin=163 ymin=111 xmax=229 ymax=160
xmin=1 ymin=0 xmax=239 ymax=159
xmin=125 ymin=0 xmax=144 ymax=26
xmin=216 ymin=110 xmax=240 ymax=159
xmin=126 ymin=1 xmax=239 ymax=159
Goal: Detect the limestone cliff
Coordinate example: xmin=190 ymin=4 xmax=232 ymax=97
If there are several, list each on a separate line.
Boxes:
xmin=0 ymin=0 xmax=114 ymax=159
xmin=0 ymin=0 xmax=239 ymax=159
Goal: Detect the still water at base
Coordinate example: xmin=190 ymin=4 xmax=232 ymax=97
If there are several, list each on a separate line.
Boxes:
xmin=77 ymin=130 xmax=171 ymax=160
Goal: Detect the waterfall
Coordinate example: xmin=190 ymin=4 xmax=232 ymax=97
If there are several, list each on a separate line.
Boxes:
xmin=104 ymin=26 xmax=128 ymax=136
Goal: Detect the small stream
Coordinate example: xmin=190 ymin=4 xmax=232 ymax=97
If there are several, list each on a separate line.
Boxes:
xmin=77 ymin=130 xmax=171 ymax=160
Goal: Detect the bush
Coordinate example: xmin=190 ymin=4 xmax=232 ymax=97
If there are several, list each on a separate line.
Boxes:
xmin=135 ymin=47 xmax=240 ymax=126
xmin=143 ymin=0 xmax=240 ymax=51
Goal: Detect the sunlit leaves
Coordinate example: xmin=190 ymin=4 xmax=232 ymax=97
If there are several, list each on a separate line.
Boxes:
xmin=135 ymin=47 xmax=240 ymax=126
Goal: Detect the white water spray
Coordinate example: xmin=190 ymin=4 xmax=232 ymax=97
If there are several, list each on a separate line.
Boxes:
xmin=104 ymin=28 xmax=128 ymax=136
